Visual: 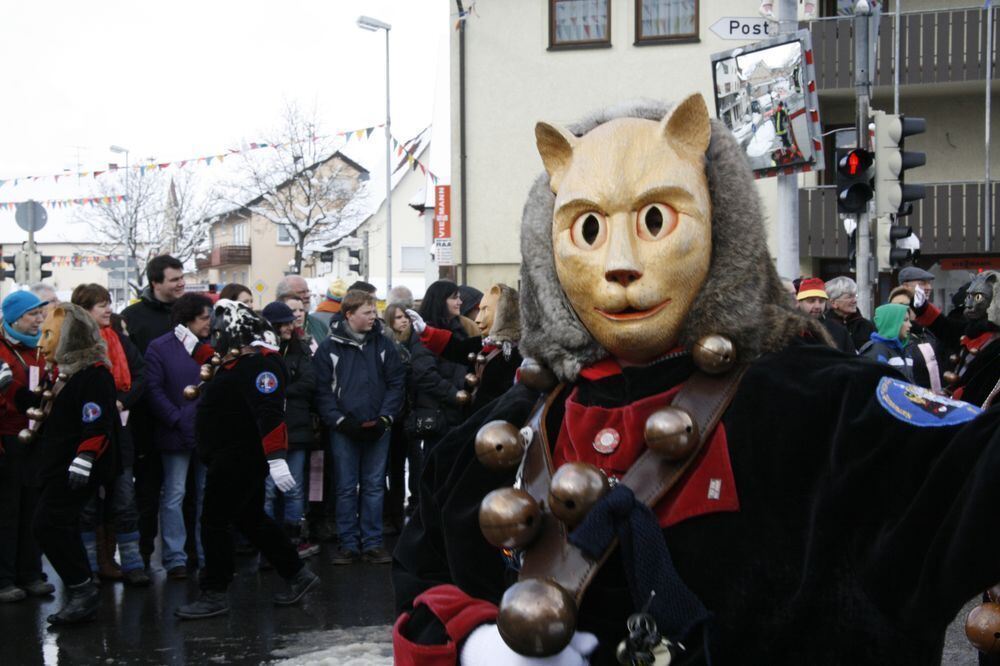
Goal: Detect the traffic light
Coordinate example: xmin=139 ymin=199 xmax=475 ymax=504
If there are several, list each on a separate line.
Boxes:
xmin=28 ymin=253 xmax=53 ymax=282
xmin=2 ymin=251 xmax=28 ymax=283
xmin=835 ymin=148 xmax=874 ymax=214
xmin=872 ymin=110 xmax=926 ymax=217
xmin=877 ymin=219 xmax=920 ymax=270
xmin=347 ymin=247 xmax=368 ymax=277
xmin=1 ymin=253 xmax=17 ymax=281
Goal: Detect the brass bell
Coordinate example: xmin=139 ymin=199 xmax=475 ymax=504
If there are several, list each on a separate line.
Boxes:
xmin=519 ymin=361 xmax=558 ymax=392
xmin=467 ymin=352 xmax=478 ymax=365
xmin=474 ymin=420 xmax=525 ymax=471
xmin=497 ymin=579 xmax=578 ymax=657
xmin=476 ymin=353 xmax=487 ymax=365
xmin=183 ymin=385 xmax=201 ymax=400
xmin=943 ymin=371 xmax=960 ymax=385
xmin=454 ymin=390 xmax=471 ymax=406
xmin=949 ymin=353 xmax=960 ymax=365
xmin=645 ymin=407 xmax=699 ymax=460
xmin=26 ymin=407 xmax=45 ymax=421
xmin=988 ymin=584 xmax=1000 ymax=604
xmin=210 ymin=354 xmax=223 ymax=366
xmin=229 ymin=347 xmax=241 ymax=357
xmin=465 ymin=373 xmax=480 ymax=388
xmin=199 ymin=365 xmax=214 ymax=382
xmin=17 ymin=428 xmax=34 ymax=445
xmin=42 ymin=390 xmax=53 ymax=401
xmin=31 ymin=383 xmax=45 ymax=395
xmin=966 ymin=602 xmax=1000 ymax=654
xmin=548 ymin=462 xmax=610 ymax=528
xmin=478 ymin=487 xmax=542 ymax=549
xmin=692 ymin=334 xmax=735 ymax=375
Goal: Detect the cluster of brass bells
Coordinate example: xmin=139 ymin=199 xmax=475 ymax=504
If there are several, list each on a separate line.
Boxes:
xmin=18 ymin=382 xmax=57 ymax=444
xmin=183 ymin=353 xmax=225 ymax=401
xmin=967 ymin=587 xmax=1000 ymax=654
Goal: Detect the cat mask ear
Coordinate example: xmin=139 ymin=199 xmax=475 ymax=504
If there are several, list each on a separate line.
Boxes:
xmin=535 ymin=122 xmax=578 ymax=193
xmin=659 ymin=93 xmax=711 ymax=157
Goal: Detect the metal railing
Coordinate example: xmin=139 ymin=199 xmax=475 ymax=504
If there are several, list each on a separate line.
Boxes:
xmin=799 ymin=181 xmax=1000 ymax=258
xmin=194 ymin=244 xmax=252 ymax=269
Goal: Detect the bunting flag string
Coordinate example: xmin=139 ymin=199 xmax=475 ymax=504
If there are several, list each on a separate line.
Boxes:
xmin=0 ymin=195 xmax=127 ymax=210
xmin=390 ymin=135 xmax=441 ymax=184
xmin=0 ymin=123 xmax=387 ymax=189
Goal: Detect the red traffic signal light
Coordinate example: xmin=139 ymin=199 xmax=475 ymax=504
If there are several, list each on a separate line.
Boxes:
xmin=836 ymin=148 xmax=874 ymax=215
xmin=838 ymin=149 xmax=873 ymax=176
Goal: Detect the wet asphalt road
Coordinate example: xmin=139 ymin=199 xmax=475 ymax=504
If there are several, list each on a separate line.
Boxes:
xmin=0 ymin=539 xmax=396 ymax=666
xmin=0 ymin=538 xmax=986 ymax=665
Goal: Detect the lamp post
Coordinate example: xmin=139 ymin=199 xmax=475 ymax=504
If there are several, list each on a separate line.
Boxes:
xmin=357 ymin=14 xmax=393 ymax=291
xmin=110 ymin=144 xmax=132 ymax=297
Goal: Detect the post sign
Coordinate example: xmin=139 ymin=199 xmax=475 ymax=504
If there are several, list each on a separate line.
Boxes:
xmin=433 ymin=185 xmax=453 ymax=266
xmin=709 ymin=17 xmax=778 ymax=41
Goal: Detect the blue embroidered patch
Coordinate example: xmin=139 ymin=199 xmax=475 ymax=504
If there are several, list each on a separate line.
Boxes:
xmin=876 ymin=377 xmax=982 ymax=428
xmin=255 ymin=371 xmax=279 ymax=394
xmin=81 ymin=402 xmax=102 ymax=423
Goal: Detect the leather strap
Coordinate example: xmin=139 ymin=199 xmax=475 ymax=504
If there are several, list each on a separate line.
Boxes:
xmin=516 ymin=365 xmax=747 ymax=605
xmin=471 ymin=348 xmax=503 ymax=402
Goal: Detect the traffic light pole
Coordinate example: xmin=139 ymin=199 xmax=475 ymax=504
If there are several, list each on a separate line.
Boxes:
xmin=854 ymin=7 xmax=874 ymax=317
xmin=775 ymin=0 xmax=799 ymax=280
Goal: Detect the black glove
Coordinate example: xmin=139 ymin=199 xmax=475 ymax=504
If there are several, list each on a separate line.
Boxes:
xmin=359 ymin=416 xmax=390 ymax=442
xmin=67 ymin=452 xmax=96 ymax=490
xmin=336 ymin=416 xmax=365 ymax=441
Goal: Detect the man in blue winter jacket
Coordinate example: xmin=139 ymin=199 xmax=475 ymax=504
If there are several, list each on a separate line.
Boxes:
xmin=313 ymin=289 xmax=405 ymax=565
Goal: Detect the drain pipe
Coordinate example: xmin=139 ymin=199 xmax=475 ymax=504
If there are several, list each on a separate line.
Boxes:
xmin=456 ymin=0 xmax=469 ymax=284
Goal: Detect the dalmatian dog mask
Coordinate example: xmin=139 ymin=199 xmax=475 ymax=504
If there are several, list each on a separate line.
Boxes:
xmin=211 ymin=299 xmax=278 ymax=352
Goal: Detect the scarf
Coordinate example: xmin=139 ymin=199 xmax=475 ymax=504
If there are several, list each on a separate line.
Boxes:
xmin=2 ymin=320 xmax=40 ymax=348
xmin=100 ymin=327 xmax=131 ymax=392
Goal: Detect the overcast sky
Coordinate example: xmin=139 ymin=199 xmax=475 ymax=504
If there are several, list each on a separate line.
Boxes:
xmin=0 ymin=0 xmax=448 ymax=180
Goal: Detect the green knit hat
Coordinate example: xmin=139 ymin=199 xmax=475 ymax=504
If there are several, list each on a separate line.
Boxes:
xmin=874 ymin=303 xmax=909 ymax=343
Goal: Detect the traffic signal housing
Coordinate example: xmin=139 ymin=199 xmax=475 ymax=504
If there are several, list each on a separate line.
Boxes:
xmin=876 ymin=219 xmax=920 ymax=270
xmin=28 ymin=252 xmax=53 ymax=282
xmin=2 ymin=251 xmax=27 ymax=283
xmin=835 ymin=148 xmax=874 ymax=214
xmin=872 ymin=111 xmax=926 ymax=217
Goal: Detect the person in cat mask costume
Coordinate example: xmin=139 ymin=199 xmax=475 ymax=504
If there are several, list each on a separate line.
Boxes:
xmin=470 ymin=284 xmax=523 ymax=411
xmin=391 ymin=95 xmax=1000 ymax=666
xmin=31 ymin=303 xmax=119 ymax=625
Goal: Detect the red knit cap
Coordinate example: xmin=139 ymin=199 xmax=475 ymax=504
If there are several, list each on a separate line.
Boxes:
xmin=797 ymin=277 xmax=828 ymax=300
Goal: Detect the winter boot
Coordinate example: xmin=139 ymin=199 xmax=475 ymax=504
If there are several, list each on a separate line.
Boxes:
xmin=117 ymin=532 xmax=150 ymax=587
xmin=285 ymin=522 xmax=319 ymax=560
xmin=22 ymin=579 xmax=55 ymax=596
xmin=273 ymin=566 xmax=319 ymax=606
xmin=47 ymin=579 xmax=100 ymax=625
xmin=0 ymin=585 xmax=26 ymax=603
xmin=96 ymin=526 xmax=122 ymax=581
xmin=174 ymin=590 xmax=229 ymax=620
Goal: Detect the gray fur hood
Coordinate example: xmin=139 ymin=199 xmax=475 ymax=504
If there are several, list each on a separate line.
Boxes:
xmin=53 ymin=302 xmax=109 ymax=378
xmin=519 ymin=98 xmax=827 ymax=382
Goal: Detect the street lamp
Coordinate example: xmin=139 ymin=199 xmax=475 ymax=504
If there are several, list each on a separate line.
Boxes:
xmin=357 ymin=14 xmax=393 ymax=291
xmin=110 ymin=144 xmax=131 ymax=298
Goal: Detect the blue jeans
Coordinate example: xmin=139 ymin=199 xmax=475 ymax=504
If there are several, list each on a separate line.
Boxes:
xmin=159 ymin=451 xmax=205 ymax=570
xmin=331 ymin=431 xmax=390 ymax=552
xmin=80 ymin=466 xmax=140 ymax=533
xmin=264 ymin=449 xmax=308 ymax=525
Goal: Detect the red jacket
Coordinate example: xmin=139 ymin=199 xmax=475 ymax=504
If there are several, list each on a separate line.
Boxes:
xmin=0 ymin=334 xmax=46 ymax=436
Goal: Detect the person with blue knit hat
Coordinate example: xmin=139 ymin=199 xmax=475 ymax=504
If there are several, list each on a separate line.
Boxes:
xmin=860 ymin=303 xmax=915 ymax=382
xmin=0 ymin=290 xmax=54 ymax=603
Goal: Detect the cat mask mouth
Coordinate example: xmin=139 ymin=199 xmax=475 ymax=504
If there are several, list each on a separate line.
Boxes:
xmin=594 ymin=299 xmax=672 ymax=321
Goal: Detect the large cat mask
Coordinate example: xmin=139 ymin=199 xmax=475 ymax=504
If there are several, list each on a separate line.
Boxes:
xmin=520 ymin=95 xmax=827 ymax=381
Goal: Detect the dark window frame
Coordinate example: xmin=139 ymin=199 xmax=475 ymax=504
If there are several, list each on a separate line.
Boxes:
xmin=548 ymin=0 xmax=613 ymax=51
xmin=633 ymin=0 xmax=700 ymax=46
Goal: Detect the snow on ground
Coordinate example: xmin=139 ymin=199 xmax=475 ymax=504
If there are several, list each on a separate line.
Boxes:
xmin=270 ymin=625 xmax=393 ymax=666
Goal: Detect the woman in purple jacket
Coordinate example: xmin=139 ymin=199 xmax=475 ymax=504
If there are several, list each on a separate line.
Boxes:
xmin=143 ymin=293 xmax=214 ymax=578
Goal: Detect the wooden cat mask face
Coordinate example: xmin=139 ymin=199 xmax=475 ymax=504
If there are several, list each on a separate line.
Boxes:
xmin=535 ymin=93 xmax=713 ymax=363
xmin=39 ymin=306 xmax=65 ymax=362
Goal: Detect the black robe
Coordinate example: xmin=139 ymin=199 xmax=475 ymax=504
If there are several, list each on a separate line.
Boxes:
xmin=393 ymin=340 xmax=1000 ymax=665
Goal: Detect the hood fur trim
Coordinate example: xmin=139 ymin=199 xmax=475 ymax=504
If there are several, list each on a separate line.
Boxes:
xmin=519 ymin=98 xmax=829 ymax=382
xmin=488 ymin=284 xmax=521 ymax=345
xmin=54 ymin=302 xmax=109 ymax=377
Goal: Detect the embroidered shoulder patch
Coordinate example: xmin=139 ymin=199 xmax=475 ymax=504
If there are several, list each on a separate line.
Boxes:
xmin=81 ymin=402 xmax=102 ymax=423
xmin=876 ymin=377 xmax=982 ymax=428
xmin=255 ymin=371 xmax=279 ymax=394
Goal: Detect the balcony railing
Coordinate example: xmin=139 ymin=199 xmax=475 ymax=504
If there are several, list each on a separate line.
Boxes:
xmin=195 ymin=244 xmax=251 ymax=270
xmin=799 ymin=182 xmax=999 ymax=258
xmin=805 ymin=8 xmax=996 ymax=91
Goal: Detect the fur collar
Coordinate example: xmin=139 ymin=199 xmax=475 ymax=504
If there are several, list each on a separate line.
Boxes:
xmin=54 ymin=302 xmax=109 ymax=378
xmin=519 ymin=99 xmax=830 ymax=382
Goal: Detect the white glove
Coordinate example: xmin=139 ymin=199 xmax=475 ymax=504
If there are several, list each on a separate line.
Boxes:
xmin=268 ymin=458 xmax=297 ymax=493
xmin=406 ymin=309 xmax=427 ymax=335
xmin=67 ymin=454 xmax=94 ymax=490
xmin=913 ymin=284 xmax=927 ymax=308
xmin=460 ymin=623 xmax=598 ymax=666
xmin=174 ymin=324 xmax=198 ymax=356
xmin=0 ymin=362 xmax=12 ymax=391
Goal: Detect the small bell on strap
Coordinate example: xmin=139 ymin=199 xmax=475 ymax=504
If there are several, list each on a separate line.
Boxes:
xmin=25 ymin=407 xmax=46 ymax=421
xmin=210 ymin=354 xmax=223 ymax=367
xmin=474 ymin=420 xmax=525 ymax=471
xmin=644 ymin=407 xmax=699 ymax=461
xmin=943 ymin=371 xmax=960 ymax=386
xmin=42 ymin=389 xmax=53 ymax=401
xmin=467 ymin=352 xmax=478 ymax=365
xmin=692 ymin=335 xmax=735 ymax=375
xmin=465 ymin=373 xmax=480 ymax=388
xmin=479 ymin=487 xmax=542 ymax=549
xmin=616 ymin=592 xmax=679 ymax=666
xmin=519 ymin=361 xmax=558 ymax=393
xmin=966 ymin=602 xmax=1000 ymax=654
xmin=548 ymin=462 xmax=610 ymax=528
xmin=199 ymin=364 xmax=214 ymax=382
xmin=497 ymin=578 xmax=578 ymax=657
xmin=17 ymin=428 xmax=34 ymax=445
xmin=454 ymin=389 xmax=471 ymax=406
xmin=183 ymin=385 xmax=201 ymax=400
xmin=31 ymin=383 xmax=45 ymax=395
xmin=476 ymin=353 xmax=488 ymax=365
xmin=228 ymin=347 xmax=241 ymax=358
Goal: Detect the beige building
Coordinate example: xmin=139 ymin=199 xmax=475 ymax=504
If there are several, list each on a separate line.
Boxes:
xmin=194 ymin=152 xmax=368 ymax=309
xmin=449 ymin=1 xmax=1000 ymax=297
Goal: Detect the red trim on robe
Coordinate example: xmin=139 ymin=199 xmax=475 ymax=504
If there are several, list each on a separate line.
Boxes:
xmin=77 ymin=435 xmax=108 ymax=458
xmin=915 ymin=302 xmax=941 ymax=328
xmin=262 ymin=422 xmax=288 ymax=456
xmin=961 ymin=331 xmax=998 ymax=353
xmin=193 ymin=343 xmax=216 ymax=365
xmin=420 ymin=327 xmax=452 ymax=356
xmin=393 ymin=584 xmax=499 ymax=666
